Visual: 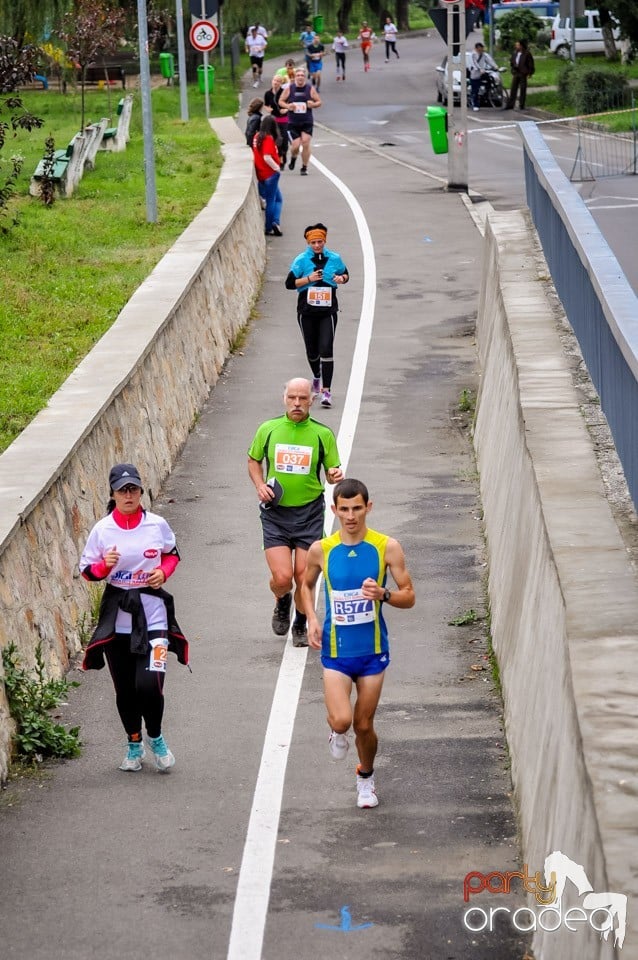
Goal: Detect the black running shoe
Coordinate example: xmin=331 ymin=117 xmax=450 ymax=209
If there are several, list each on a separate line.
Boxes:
xmin=288 ymin=157 xmax=296 ymax=171
xmin=300 ymin=166 xmax=308 ymax=176
xmin=291 ymin=621 xmax=309 ymax=647
xmin=272 ymin=593 xmax=292 ymax=635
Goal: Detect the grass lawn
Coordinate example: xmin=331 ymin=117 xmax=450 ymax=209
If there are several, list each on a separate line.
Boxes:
xmin=0 ymin=73 xmax=240 ymax=452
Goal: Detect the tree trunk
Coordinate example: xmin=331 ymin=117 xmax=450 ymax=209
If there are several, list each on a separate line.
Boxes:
xmin=396 ymin=0 xmax=410 ymax=31
xmin=337 ymin=0 xmax=353 ymax=32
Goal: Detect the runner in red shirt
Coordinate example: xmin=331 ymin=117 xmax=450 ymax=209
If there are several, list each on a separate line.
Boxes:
xmin=357 ymin=21 xmax=376 ymax=72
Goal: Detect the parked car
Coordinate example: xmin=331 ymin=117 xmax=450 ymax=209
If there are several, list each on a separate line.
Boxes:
xmin=435 ymin=53 xmax=506 ymax=107
xmin=549 ymin=9 xmax=620 ymax=57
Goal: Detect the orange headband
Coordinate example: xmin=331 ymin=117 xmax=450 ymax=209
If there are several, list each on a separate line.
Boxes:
xmin=305 ymin=228 xmax=327 ymax=243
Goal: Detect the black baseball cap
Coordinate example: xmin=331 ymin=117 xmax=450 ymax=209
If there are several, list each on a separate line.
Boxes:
xmin=260 ymin=477 xmax=284 ymax=510
xmin=109 ymin=463 xmax=143 ymax=491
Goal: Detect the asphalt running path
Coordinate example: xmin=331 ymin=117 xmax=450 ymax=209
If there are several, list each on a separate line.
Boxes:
xmin=0 ymin=77 xmax=529 ymax=960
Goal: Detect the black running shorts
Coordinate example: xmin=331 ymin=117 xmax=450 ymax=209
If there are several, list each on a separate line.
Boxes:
xmin=260 ymin=495 xmax=325 ymax=550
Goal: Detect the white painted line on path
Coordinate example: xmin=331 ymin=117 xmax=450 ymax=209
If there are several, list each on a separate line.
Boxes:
xmin=226 ymin=153 xmax=377 ymax=960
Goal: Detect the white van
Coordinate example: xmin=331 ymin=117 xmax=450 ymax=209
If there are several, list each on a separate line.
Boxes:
xmin=549 ymin=9 xmax=620 ymax=57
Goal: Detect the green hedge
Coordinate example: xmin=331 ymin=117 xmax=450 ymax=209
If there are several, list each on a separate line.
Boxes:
xmin=558 ymin=64 xmax=630 ymax=113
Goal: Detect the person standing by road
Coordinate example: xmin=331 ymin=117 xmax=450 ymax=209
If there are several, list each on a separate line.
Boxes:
xmin=469 ymin=41 xmax=498 ymax=111
xmin=357 ymin=21 xmax=376 ymax=72
xmin=383 ymin=17 xmax=400 ymax=61
xmin=80 ymin=463 xmax=188 ymax=773
xmin=332 ymin=29 xmax=349 ymax=81
xmin=245 ymin=25 xmax=267 ymax=87
xmin=285 ymin=223 xmax=349 ymax=409
xmin=252 ymin=115 xmax=283 ymax=236
xmin=279 ymin=67 xmax=321 ymax=176
xmin=245 ymin=96 xmax=264 ymax=146
xmin=505 ymin=38 xmax=534 ymax=110
xmin=247 ymin=379 xmax=343 ymax=647
xmin=301 ymin=478 xmax=415 ymax=809
xmin=264 ymin=74 xmax=289 ymax=169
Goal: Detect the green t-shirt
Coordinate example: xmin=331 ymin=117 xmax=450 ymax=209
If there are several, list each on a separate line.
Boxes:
xmin=248 ymin=415 xmax=341 ymax=507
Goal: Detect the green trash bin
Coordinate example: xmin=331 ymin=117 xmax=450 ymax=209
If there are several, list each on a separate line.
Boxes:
xmin=159 ymin=52 xmax=175 ymax=79
xmin=197 ymin=64 xmax=215 ymax=93
xmin=313 ymin=14 xmax=324 ymax=33
xmin=426 ymin=105 xmax=448 ymax=155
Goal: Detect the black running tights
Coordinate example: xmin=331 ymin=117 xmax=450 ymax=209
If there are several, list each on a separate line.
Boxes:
xmin=297 ymin=312 xmax=338 ymax=389
xmin=104 ymin=633 xmax=166 ymax=739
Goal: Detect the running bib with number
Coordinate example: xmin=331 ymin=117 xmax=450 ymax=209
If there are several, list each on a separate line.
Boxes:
xmin=293 ymin=101 xmax=307 ymax=114
xmin=275 ymin=443 xmax=313 ymax=474
xmin=307 ymin=287 xmax=333 ymax=307
xmin=149 ymin=638 xmax=168 ymax=673
xmin=331 ymin=588 xmax=375 ymax=625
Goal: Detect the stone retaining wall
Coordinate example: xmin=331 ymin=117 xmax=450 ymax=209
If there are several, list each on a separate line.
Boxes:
xmin=474 ymin=209 xmax=637 ymax=959
xmin=0 ymin=119 xmax=264 ymax=782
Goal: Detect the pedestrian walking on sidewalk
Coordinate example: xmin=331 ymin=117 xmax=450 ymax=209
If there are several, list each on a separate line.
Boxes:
xmin=285 ymin=223 xmax=349 ymax=409
xmin=80 ymin=463 xmax=188 ymax=774
xmin=279 ymin=67 xmax=321 ymax=176
xmin=383 ymin=17 xmax=400 ymax=61
xmin=301 ymin=478 xmax=415 ymax=809
xmin=247 ymin=379 xmax=343 ymax=647
xmin=252 ymin=116 xmax=283 ymax=236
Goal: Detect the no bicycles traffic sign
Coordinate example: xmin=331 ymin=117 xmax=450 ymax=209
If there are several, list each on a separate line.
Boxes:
xmin=190 ymin=19 xmax=219 ymax=52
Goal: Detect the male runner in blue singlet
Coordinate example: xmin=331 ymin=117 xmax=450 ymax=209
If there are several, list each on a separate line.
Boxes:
xmin=301 ymin=478 xmax=415 ymax=808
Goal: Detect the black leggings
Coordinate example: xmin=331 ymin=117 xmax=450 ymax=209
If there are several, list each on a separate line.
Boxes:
xmin=297 ymin=311 xmax=338 ymax=389
xmin=104 ymin=632 xmax=166 ymax=739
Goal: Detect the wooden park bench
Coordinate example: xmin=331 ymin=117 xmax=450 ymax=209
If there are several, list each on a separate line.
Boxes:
xmin=99 ymin=95 xmax=133 ymax=153
xmin=29 ymin=118 xmax=108 ymax=199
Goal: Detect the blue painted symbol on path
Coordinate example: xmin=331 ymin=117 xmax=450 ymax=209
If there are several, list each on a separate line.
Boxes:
xmin=315 ymin=905 xmax=374 ymax=932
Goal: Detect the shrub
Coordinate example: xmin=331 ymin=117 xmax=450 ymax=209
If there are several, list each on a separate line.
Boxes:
xmin=497 ymin=9 xmax=545 ymax=51
xmin=558 ymin=63 xmax=629 ymax=112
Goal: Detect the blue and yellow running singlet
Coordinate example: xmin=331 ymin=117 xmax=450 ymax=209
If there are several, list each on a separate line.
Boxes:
xmin=321 ymin=528 xmax=390 ymax=659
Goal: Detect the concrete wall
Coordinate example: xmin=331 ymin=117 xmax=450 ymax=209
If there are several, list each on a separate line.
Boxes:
xmin=0 ymin=119 xmax=264 ymax=783
xmin=474 ymin=209 xmax=638 ymax=960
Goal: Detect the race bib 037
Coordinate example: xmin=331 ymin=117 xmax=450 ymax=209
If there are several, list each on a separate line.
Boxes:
xmin=274 ymin=443 xmax=313 ymax=474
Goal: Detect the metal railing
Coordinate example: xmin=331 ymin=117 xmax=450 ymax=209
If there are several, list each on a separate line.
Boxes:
xmin=569 ymin=93 xmax=638 ymax=180
xmin=521 ymin=121 xmax=638 ymax=509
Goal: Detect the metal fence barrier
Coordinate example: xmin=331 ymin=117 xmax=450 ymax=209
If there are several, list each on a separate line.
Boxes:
xmin=569 ymin=93 xmax=637 ymax=181
xmin=520 ymin=120 xmax=638 ymax=510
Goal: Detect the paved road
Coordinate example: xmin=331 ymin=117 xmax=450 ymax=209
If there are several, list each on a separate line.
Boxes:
xmin=314 ymin=29 xmax=638 ymax=292
xmin=0 ymin=37 xmax=581 ymax=960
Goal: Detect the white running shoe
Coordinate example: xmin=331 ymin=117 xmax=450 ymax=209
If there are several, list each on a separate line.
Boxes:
xmin=147 ymin=734 xmax=175 ymax=773
xmin=328 ymin=730 xmax=349 ymax=760
xmin=356 ymin=768 xmax=379 ymax=808
xmin=119 ymin=741 xmax=145 ymax=772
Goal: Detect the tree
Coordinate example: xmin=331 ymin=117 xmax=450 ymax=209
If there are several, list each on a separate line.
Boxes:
xmin=0 ymin=1 xmax=70 ymax=48
xmin=58 ymin=0 xmax=126 ymax=130
xmin=0 ymin=37 xmax=44 ymax=232
xmin=604 ymin=0 xmax=638 ymax=55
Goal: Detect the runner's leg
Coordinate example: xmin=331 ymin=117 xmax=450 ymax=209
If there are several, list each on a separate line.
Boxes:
xmin=353 ymin=672 xmax=386 ymax=771
xmin=323 ymin=668 xmax=354 ymax=734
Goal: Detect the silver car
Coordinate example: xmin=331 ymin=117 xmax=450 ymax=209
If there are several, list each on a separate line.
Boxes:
xmin=435 ymin=52 xmax=506 ymax=108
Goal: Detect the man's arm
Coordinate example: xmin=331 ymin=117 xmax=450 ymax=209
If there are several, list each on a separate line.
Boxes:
xmin=248 ymin=456 xmax=276 ymax=504
xmin=361 ymin=538 xmax=415 ymax=608
xmin=301 ymin=541 xmax=324 ymax=648
xmin=309 ymin=90 xmax=322 ymax=109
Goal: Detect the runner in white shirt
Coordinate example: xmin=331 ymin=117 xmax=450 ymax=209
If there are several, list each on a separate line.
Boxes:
xmin=80 ymin=463 xmax=188 ymax=774
xmin=383 ymin=17 xmax=400 ymax=61
xmin=332 ymin=30 xmax=350 ymax=82
xmin=245 ymin=26 xmax=268 ymax=87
